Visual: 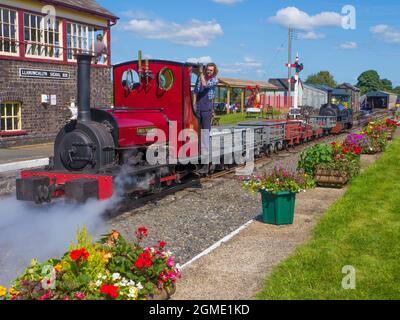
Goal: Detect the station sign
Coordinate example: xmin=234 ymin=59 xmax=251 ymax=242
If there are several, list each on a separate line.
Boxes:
xmin=19 ymin=68 xmax=70 ymax=80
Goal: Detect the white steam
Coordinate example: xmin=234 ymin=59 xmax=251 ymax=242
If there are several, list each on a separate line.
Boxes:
xmin=0 ymin=196 xmax=117 ymax=287
xmin=0 ymin=165 xmax=164 ymax=287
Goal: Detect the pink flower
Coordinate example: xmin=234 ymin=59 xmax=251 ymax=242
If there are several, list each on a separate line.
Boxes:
xmin=167 ymin=257 xmax=175 ymax=268
xmin=74 ymin=292 xmax=86 ymax=300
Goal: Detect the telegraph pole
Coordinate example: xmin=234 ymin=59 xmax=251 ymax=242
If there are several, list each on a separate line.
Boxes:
xmin=287 ymin=28 xmax=293 ymax=109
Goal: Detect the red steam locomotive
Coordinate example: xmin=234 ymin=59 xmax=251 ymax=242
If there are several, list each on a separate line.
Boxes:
xmin=16 ymin=53 xmax=351 ymax=204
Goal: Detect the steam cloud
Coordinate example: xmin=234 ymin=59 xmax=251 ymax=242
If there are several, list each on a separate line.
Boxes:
xmin=0 ymin=165 xmax=163 ymax=287
xmin=0 ymin=196 xmax=116 ymax=287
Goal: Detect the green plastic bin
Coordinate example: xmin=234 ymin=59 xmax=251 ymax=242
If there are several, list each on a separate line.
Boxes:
xmin=260 ymin=191 xmax=296 ymax=225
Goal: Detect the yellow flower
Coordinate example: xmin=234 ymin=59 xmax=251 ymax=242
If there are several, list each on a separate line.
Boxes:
xmin=0 ymin=286 xmax=7 ymax=297
xmin=103 ymin=252 xmax=112 ymax=263
xmin=8 ymin=287 xmax=18 ymax=295
xmin=30 ymin=259 xmax=38 ymax=267
xmin=54 ymin=264 xmax=63 ymax=272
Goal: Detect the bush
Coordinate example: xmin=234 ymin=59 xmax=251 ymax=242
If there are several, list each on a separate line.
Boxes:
xmin=298 ymin=144 xmax=334 ymax=177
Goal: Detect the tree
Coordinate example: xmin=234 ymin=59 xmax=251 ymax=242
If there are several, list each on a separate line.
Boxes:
xmin=381 ymin=79 xmax=393 ymax=92
xmin=305 ymin=71 xmax=337 ymax=88
xmin=393 ymin=86 xmax=400 ymax=95
xmin=356 ymin=70 xmax=395 ymax=95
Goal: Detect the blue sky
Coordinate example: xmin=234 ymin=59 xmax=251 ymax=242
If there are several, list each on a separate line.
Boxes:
xmin=97 ymin=0 xmax=400 ymax=86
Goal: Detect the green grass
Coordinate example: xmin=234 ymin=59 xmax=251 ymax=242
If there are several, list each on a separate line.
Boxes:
xmin=217 ymin=111 xmax=282 ymax=125
xmin=257 ymin=138 xmax=400 ymax=300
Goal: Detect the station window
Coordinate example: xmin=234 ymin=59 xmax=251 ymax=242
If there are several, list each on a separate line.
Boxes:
xmin=0 ymin=102 xmax=22 ymax=132
xmin=67 ymin=22 xmax=107 ymax=64
xmin=0 ymin=7 xmax=18 ymax=56
xmin=24 ymin=13 xmax=62 ymax=60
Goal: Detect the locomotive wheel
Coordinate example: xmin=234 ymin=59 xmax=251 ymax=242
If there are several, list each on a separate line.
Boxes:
xmin=284 ymin=142 xmax=289 ymax=151
xmin=273 ymin=143 xmax=279 ymax=154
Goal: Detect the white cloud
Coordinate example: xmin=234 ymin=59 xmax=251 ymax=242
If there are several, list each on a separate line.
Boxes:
xmin=220 ymin=57 xmax=263 ymax=76
xmin=340 ymin=41 xmax=358 ymax=49
xmin=212 ymin=0 xmax=243 ymax=5
xmin=298 ymin=31 xmax=325 ymax=40
xmin=186 ymin=56 xmax=213 ymax=64
xmin=370 ymin=24 xmax=400 ymax=43
xmin=119 ymin=9 xmax=152 ymax=19
xmin=268 ymin=7 xmax=342 ymax=31
xmin=122 ymin=19 xmax=223 ymax=47
xmin=370 ymin=24 xmax=390 ymax=34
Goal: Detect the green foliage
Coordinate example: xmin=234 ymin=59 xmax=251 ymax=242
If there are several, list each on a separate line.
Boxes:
xmin=61 ymin=227 xmax=107 ymax=293
xmin=298 ymin=144 xmax=334 ymax=177
xmin=356 ymin=70 xmax=396 ymax=95
xmin=257 ymin=138 xmax=400 ymax=300
xmin=393 ymin=86 xmax=400 ymax=95
xmin=305 ymin=71 xmax=337 ymax=88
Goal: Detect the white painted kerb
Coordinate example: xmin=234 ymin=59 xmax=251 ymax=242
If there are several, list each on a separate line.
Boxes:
xmin=0 ymin=158 xmax=49 ymax=173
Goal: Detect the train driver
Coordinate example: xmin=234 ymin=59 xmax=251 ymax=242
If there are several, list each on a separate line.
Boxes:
xmin=194 ymin=63 xmax=219 ymax=172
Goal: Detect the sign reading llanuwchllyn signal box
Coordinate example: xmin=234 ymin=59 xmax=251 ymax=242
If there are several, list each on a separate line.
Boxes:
xmin=19 ymin=68 xmax=71 ymax=80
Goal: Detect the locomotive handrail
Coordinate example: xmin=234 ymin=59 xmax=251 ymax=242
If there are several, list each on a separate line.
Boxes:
xmin=112 ymin=107 xmax=165 ymax=112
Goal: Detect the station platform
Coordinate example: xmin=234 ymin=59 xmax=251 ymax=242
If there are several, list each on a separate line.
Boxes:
xmin=0 ymin=143 xmax=53 ymax=173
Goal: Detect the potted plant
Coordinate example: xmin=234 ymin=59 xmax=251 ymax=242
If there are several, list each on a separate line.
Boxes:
xmin=362 ymin=122 xmax=389 ymax=152
xmin=1 ymin=227 xmax=180 ymax=300
xmin=243 ymin=167 xmax=315 ymax=225
xmin=314 ymin=142 xmax=361 ymax=188
xmin=344 ymin=133 xmax=375 ymax=155
xmin=384 ymin=118 xmax=399 ymax=140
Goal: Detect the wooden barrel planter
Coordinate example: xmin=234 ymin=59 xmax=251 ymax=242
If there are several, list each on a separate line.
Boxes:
xmin=387 ymin=129 xmax=395 ymax=141
xmin=147 ymin=284 xmax=176 ymax=300
xmin=315 ymin=168 xmax=349 ymax=188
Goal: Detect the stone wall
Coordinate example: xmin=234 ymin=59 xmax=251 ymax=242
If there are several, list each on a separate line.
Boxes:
xmin=0 ymin=59 xmax=112 ymax=148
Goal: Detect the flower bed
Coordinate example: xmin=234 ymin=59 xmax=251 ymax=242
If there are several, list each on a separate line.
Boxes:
xmin=0 ymin=227 xmax=180 ymax=300
xmin=297 ymin=118 xmax=397 ymax=189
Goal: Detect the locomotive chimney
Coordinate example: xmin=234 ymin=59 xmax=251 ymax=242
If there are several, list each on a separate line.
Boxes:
xmin=77 ymin=53 xmax=93 ymax=122
xmin=327 ymin=89 xmax=333 ymax=106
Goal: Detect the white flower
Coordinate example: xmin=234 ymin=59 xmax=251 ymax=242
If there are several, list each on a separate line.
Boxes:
xmin=128 ymin=280 xmax=136 ymax=286
xmin=95 ymin=280 xmax=102 ymax=287
xmin=112 ymin=273 xmax=121 ymax=281
xmin=165 ymin=250 xmax=173 ymax=257
xmin=102 ymin=275 xmax=107 ymax=280
xmin=137 ymin=282 xmax=144 ymax=290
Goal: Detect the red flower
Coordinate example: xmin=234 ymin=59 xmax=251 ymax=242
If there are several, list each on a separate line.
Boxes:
xmin=70 ymin=250 xmax=83 ymax=261
xmin=100 ymin=284 xmax=119 ymax=299
xmin=38 ymin=290 xmax=53 ymax=300
xmin=135 ymin=251 xmax=153 ymax=269
xmin=158 ymin=241 xmax=166 ymax=249
xmin=80 ymin=248 xmax=89 ymax=261
xmin=137 ymin=227 xmax=148 ymax=236
xmin=70 ymin=248 xmax=90 ymax=262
